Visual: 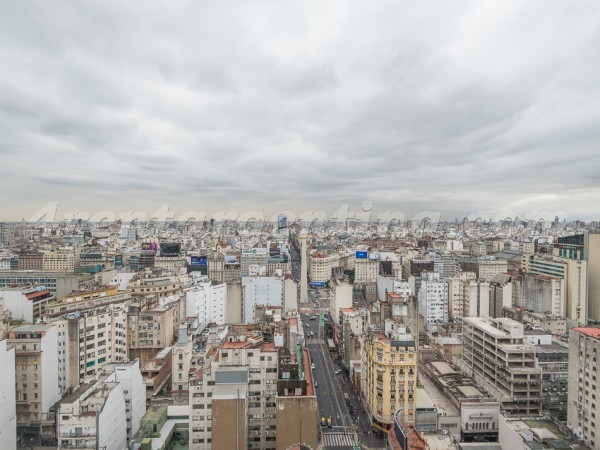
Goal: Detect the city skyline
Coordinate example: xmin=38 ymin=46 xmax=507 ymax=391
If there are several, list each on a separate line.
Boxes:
xmin=1 ymin=1 xmax=600 ymax=220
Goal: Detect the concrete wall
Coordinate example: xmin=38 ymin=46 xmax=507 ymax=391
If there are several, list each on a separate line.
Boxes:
xmin=212 ymin=398 xmax=247 ymax=450
xmin=98 ymin=386 xmax=127 ymax=450
xmin=276 ymin=396 xmax=318 ymax=450
xmin=226 ymin=281 xmax=243 ymax=324
xmin=0 ymin=291 xmax=33 ymax=322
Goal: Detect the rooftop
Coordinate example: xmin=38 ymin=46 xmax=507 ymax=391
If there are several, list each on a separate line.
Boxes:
xmin=572 ymin=327 xmax=600 ymax=339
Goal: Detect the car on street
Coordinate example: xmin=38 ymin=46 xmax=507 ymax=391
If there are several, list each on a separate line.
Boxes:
xmin=311 ymin=362 xmax=315 ymax=370
xmin=334 ymin=368 xmax=341 ymax=374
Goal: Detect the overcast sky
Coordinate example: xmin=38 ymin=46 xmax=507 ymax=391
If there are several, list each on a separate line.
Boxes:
xmin=1 ymin=1 xmax=599 ymax=222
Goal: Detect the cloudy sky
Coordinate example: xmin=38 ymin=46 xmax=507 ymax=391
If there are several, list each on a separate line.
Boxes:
xmin=1 ymin=1 xmax=599 ymax=221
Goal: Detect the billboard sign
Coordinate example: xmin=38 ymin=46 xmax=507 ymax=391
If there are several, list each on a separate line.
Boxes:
xmin=356 ymin=251 xmax=368 ymax=259
xmin=191 ymin=256 xmax=207 ymax=266
xmin=310 ymin=281 xmax=327 ymax=287
xmin=161 ymin=242 xmax=181 ymax=257
xmin=142 ymin=242 xmax=158 ymax=253
xmin=242 ymin=248 xmax=267 ymax=255
xmin=224 ymin=255 xmax=240 ymax=265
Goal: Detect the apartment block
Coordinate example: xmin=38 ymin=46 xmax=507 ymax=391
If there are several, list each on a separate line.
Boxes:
xmin=128 ymin=297 xmax=176 ymax=365
xmin=56 ymin=379 xmax=127 ymax=450
xmin=43 ymin=250 xmax=76 ymax=272
xmin=478 ymin=258 xmax=508 ymax=282
xmin=329 ymin=277 xmax=352 ymax=326
xmin=49 ymin=302 xmax=128 ymax=391
xmin=567 ymin=327 xmax=600 ymax=448
xmin=525 ymin=254 xmax=587 ymax=325
xmin=362 ymin=328 xmax=417 ymax=430
xmin=309 ymin=252 xmax=339 ymax=283
xmin=461 ymin=317 xmax=542 ymax=415
xmin=189 ymin=328 xmax=279 ymax=449
xmin=521 ymin=273 xmax=565 ymax=317
xmin=7 ymin=325 xmax=60 ymax=437
xmin=418 ymin=272 xmax=448 ymax=332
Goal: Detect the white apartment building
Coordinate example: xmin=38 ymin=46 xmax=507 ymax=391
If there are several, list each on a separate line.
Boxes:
xmin=103 ymin=359 xmax=147 ymax=441
xmin=418 ymin=272 xmax=448 ymax=332
xmin=355 ymin=258 xmax=379 ymax=284
xmin=0 ymin=340 xmax=16 ymax=450
xmin=241 ymin=277 xmax=283 ymax=323
xmin=185 ymin=281 xmax=227 ymax=327
xmin=567 ymin=327 xmax=600 ymax=448
xmin=461 ymin=317 xmax=542 ymax=416
xmin=330 ymin=277 xmax=353 ymax=326
xmin=57 ymin=380 xmax=127 ymax=450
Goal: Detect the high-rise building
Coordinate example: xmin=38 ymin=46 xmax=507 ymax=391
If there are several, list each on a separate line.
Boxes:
xmin=525 ymin=253 xmax=587 ymax=325
xmin=461 ymin=317 xmax=541 ymax=416
xmin=417 ymin=272 xmax=448 ymax=332
xmin=567 ymin=327 xmax=600 ymax=447
xmin=489 ymin=273 xmax=513 ymax=318
xmin=521 ymin=273 xmax=565 ymax=317
xmin=586 ymin=232 xmax=600 ymax=321
xmin=7 ymin=325 xmax=60 ymax=439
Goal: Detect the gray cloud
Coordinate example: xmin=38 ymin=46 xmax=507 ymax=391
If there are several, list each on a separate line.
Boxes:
xmin=1 ymin=0 xmax=600 ymax=221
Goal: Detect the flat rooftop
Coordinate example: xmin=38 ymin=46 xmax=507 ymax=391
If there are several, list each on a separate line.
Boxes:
xmin=572 ymin=327 xmax=600 ymax=339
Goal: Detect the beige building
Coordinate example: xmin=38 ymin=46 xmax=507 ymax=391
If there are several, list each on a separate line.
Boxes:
xmin=362 ymin=328 xmax=417 ymax=431
xmin=478 ymin=258 xmax=508 ymax=282
xmin=43 ymin=249 xmax=76 ymax=272
xmin=586 ymin=232 xmax=600 ymax=321
xmin=355 ymin=258 xmax=379 ymax=284
xmin=128 ymin=297 xmax=177 ymax=365
xmin=7 ymin=325 xmax=60 ymax=434
xmin=567 ymin=327 xmax=600 ymax=448
xmin=309 ymin=252 xmax=339 ymax=283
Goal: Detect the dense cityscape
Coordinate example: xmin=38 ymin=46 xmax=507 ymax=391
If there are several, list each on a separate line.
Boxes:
xmin=2 ymin=1 xmax=600 ymax=449
xmin=0 ymin=217 xmax=598 ymax=449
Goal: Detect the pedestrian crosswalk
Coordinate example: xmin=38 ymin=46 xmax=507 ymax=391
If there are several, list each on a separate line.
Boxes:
xmin=306 ymin=338 xmax=324 ymax=345
xmin=322 ymin=432 xmax=358 ymax=447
